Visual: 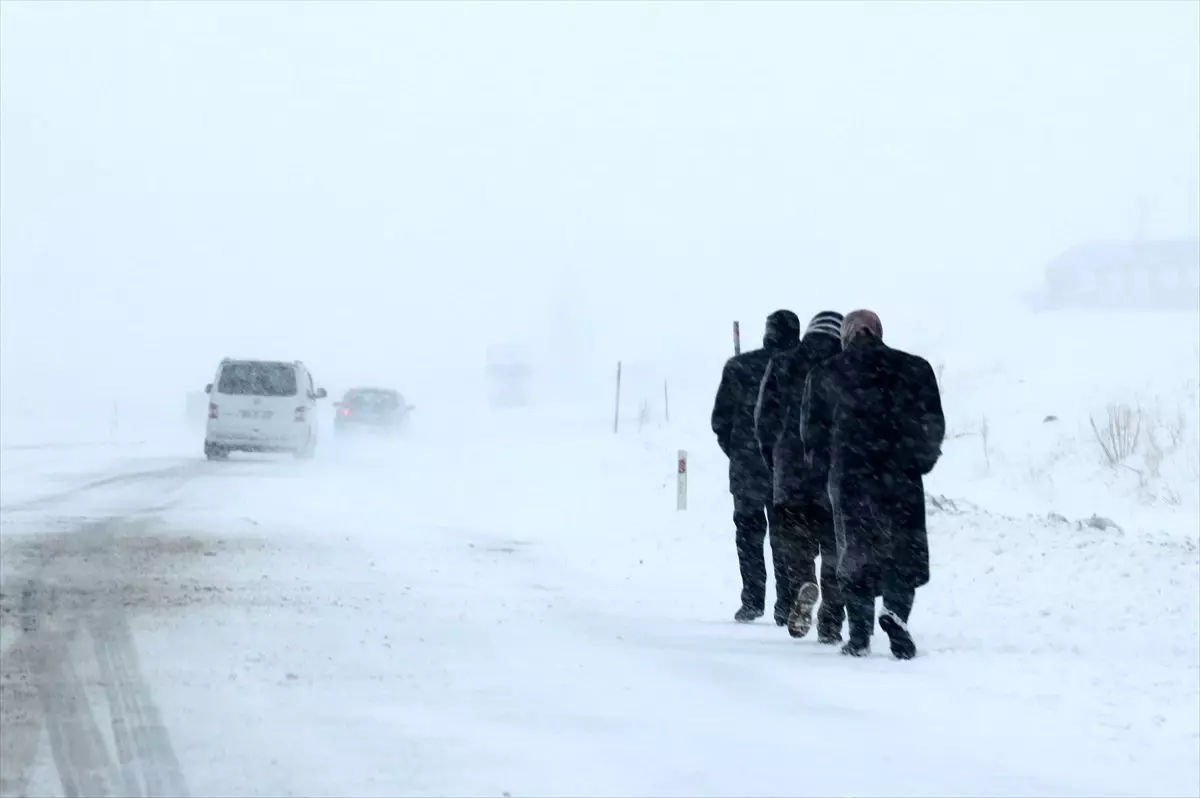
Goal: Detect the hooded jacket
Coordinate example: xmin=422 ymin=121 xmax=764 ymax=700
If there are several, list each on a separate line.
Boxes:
xmin=711 ymin=310 xmax=801 ymax=502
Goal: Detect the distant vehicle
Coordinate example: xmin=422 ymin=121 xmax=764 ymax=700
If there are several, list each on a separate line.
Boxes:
xmin=333 ymin=387 xmax=414 ymax=436
xmin=203 ymin=359 xmax=327 ymax=460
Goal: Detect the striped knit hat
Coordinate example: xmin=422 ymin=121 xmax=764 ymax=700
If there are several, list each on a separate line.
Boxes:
xmin=804 ymin=310 xmax=844 ymax=341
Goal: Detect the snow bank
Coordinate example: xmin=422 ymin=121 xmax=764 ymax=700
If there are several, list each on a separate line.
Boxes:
xmin=903 ymin=303 xmax=1200 ymax=540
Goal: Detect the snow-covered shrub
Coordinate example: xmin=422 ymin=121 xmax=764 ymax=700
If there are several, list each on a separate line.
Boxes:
xmin=1089 ymin=402 xmax=1142 ymax=467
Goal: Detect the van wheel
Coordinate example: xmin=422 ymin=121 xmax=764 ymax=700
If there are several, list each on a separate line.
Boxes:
xmin=294 ymin=442 xmax=316 ymax=460
xmin=204 ymin=441 xmax=228 ymax=460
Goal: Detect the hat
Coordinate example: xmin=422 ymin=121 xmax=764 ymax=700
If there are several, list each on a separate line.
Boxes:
xmin=763 ymin=309 xmax=802 ymax=350
xmin=841 ymin=309 xmax=883 ymax=346
xmin=804 ymin=310 xmax=844 ymax=341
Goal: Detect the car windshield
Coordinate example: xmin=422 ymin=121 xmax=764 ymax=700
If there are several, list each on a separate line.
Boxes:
xmin=218 ymin=363 xmax=298 ymax=397
xmin=344 ymin=390 xmax=399 ymax=410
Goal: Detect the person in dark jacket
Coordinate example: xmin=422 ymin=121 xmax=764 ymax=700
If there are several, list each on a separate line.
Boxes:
xmin=799 ymin=309 xmax=945 ymax=659
xmin=753 ymin=310 xmax=846 ymax=641
xmin=712 ymin=309 xmax=802 ymax=623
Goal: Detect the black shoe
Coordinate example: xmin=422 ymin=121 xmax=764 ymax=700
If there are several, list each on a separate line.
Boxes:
xmin=786 ymin=582 xmax=820 ymax=639
xmin=734 ymin=605 xmax=764 ymax=623
xmin=840 ymin=639 xmax=870 ymax=657
xmin=879 ymin=609 xmax=917 ymax=660
xmin=816 ymin=605 xmax=844 ymax=644
xmin=773 ymin=610 xmax=788 ymax=627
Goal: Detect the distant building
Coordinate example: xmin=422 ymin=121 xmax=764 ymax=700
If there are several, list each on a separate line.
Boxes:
xmin=1034 ymin=239 xmax=1200 ymax=312
xmin=485 ymin=343 xmax=534 ymax=409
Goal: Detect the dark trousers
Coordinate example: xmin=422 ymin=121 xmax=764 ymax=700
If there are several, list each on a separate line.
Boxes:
xmin=832 ymin=477 xmax=921 ymax=645
xmin=732 ymin=497 xmax=788 ymax=616
xmin=776 ymin=500 xmax=845 ymax=636
xmin=843 ymin=565 xmax=916 ymax=645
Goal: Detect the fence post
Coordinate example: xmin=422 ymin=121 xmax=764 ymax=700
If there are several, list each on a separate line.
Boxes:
xmin=733 ymin=321 xmax=741 ymax=355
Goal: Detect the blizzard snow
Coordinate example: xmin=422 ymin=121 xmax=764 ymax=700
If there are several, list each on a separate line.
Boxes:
xmin=2 ymin=299 xmax=1198 ymax=798
xmin=3 ymin=2 xmax=1199 ymax=795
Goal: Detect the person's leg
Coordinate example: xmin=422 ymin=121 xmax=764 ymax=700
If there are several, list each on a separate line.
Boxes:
xmin=785 ymin=500 xmax=822 ymax=638
xmin=834 ymin=495 xmax=879 ymax=656
xmin=840 ymin=566 xmax=877 ymax=656
xmin=878 ymin=573 xmax=917 ymax=659
xmin=768 ymin=503 xmax=799 ymax=625
xmin=884 ymin=585 xmax=915 ymax=623
xmin=733 ymin=497 xmax=768 ymax=621
xmin=814 ymin=504 xmax=846 ymax=643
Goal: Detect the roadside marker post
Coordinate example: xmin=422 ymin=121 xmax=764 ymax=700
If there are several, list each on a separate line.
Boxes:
xmin=676 ymin=450 xmax=688 ymax=511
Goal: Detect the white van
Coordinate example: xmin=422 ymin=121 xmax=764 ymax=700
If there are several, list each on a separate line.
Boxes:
xmin=204 ymin=359 xmax=327 ymax=460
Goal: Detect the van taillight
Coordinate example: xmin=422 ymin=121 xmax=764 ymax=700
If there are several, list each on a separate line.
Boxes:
xmin=294 ymin=406 xmax=307 ymax=422
xmin=208 ymin=403 xmax=219 ymax=419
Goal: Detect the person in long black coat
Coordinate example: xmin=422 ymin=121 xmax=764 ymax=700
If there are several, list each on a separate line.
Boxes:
xmin=711 ymin=309 xmax=802 ymax=623
xmin=799 ymin=309 xmax=944 ymax=659
xmin=753 ymin=310 xmax=846 ymax=641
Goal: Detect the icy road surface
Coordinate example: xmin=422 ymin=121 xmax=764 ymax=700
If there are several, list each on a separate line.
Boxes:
xmin=1 ymin=418 xmax=1197 ymax=798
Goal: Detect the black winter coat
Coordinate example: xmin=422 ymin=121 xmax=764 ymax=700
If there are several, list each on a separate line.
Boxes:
xmin=754 ymin=333 xmax=843 ymax=507
xmin=799 ymin=337 xmax=945 ymax=592
xmin=712 ymin=312 xmax=801 ymax=503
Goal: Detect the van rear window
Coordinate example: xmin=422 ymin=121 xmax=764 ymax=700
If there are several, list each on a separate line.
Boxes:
xmin=217 ymin=363 xmax=298 ymax=397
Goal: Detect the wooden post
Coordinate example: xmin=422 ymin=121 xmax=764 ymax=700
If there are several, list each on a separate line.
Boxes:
xmin=733 ymin=321 xmax=741 ymax=355
xmin=613 ymin=361 xmax=622 ymax=434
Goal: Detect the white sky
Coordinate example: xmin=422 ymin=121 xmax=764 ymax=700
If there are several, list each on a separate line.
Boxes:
xmin=2 ymin=0 xmax=1197 ymax=408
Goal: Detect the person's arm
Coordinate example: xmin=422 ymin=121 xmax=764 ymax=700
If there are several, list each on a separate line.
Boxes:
xmin=711 ymin=359 xmax=736 ymax=457
xmin=754 ymin=357 xmax=782 ymax=470
xmin=911 ymin=357 xmax=946 ymax=475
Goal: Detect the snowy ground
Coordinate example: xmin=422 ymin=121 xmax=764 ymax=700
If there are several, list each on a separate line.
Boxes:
xmin=1 ymin=307 xmax=1198 ymax=798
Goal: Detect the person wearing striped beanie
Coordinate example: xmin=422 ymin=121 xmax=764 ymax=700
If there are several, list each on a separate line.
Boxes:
xmin=754 ymin=310 xmax=846 ymax=638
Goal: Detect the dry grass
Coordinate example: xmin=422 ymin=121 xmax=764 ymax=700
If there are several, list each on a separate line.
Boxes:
xmin=1089 ymin=403 xmax=1142 ymax=467
xmin=1087 ymin=399 xmax=1197 ymax=507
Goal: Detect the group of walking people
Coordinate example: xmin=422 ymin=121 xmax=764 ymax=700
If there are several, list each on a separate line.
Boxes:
xmin=710 ymin=308 xmax=945 ymax=659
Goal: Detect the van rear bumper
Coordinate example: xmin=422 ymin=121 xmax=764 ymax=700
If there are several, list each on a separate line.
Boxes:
xmin=206 ymin=431 xmax=309 ymax=452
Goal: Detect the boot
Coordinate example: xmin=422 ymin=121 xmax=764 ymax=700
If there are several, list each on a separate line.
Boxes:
xmin=816 ymin=602 xmax=845 ymax=644
xmin=734 ymin=605 xmax=764 ymax=623
xmin=840 ymin=639 xmax=870 ymax=657
xmin=786 ymin=582 xmax=820 ymax=639
xmin=879 ymin=608 xmax=917 ymax=660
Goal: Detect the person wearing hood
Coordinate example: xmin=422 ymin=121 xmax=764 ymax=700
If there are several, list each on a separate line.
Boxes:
xmin=711 ymin=310 xmax=802 ymax=623
xmin=799 ymin=309 xmax=945 ymax=659
xmin=753 ymin=310 xmax=846 ymax=641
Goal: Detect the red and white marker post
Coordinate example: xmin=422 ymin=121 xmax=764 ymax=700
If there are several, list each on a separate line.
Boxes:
xmin=676 ymin=449 xmax=688 ymax=511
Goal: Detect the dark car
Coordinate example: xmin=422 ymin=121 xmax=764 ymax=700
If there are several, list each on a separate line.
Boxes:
xmin=333 ymin=387 xmax=414 ymax=435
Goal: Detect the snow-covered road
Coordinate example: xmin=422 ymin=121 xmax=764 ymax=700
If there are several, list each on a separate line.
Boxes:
xmin=1 ymin=419 xmax=1197 ymax=798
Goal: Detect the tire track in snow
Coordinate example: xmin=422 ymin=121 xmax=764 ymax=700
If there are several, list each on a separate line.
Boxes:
xmin=0 ymin=461 xmax=198 ymax=515
xmin=0 ymin=521 xmax=192 ymax=798
xmin=34 ymin=614 xmax=119 ymax=797
xmin=89 ymin=610 xmax=189 ymax=798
